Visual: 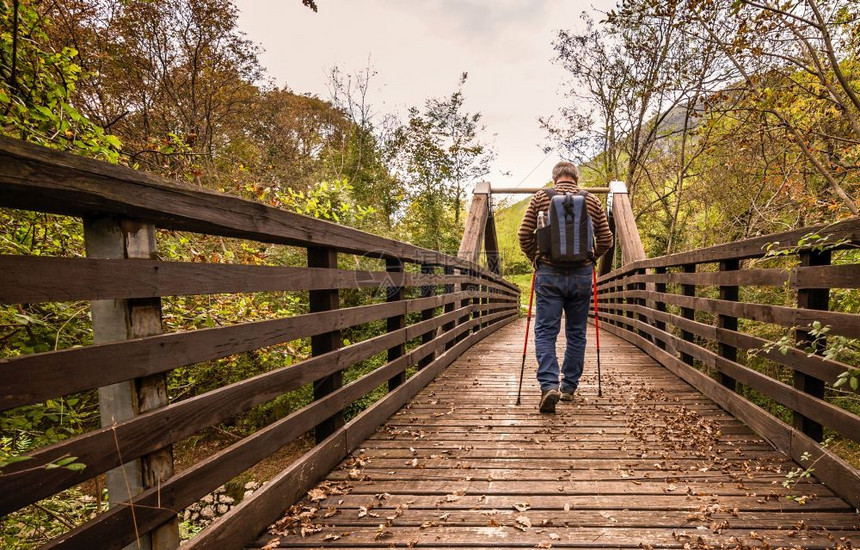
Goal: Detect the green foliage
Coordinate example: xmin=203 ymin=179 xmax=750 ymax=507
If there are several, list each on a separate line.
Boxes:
xmin=492 ymin=196 xmax=534 ymax=276
xmin=782 ymin=436 xmax=835 ymax=505
xmin=1 ymin=486 xmax=104 ymax=550
xmin=277 ymin=179 xmax=376 ymax=227
xmin=0 ymin=0 xmax=121 ymax=161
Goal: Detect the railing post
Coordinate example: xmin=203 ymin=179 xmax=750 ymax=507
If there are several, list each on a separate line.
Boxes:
xmin=793 ymin=249 xmax=830 ymax=441
xmin=472 ymin=270 xmax=482 ymax=334
xmin=85 ymin=217 xmax=179 ymax=550
xmin=624 ymin=273 xmax=636 ymax=333
xmin=386 ymin=258 xmax=406 ymax=390
xmin=717 ymin=259 xmax=739 ymax=390
xmin=680 ymin=264 xmax=696 ymax=367
xmin=484 ymin=203 xmax=502 ymax=275
xmin=635 ymin=268 xmax=651 ymax=341
xmin=419 ymin=263 xmax=436 ymax=369
xmin=654 ymin=267 xmax=668 ymax=350
xmin=458 ymin=269 xmax=473 ymax=342
xmin=443 ymin=265 xmax=456 ymax=351
xmin=308 ymin=247 xmax=342 ymax=443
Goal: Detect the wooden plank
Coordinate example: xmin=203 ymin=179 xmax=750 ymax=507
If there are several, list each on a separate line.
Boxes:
xmin=418 ymin=264 xmax=436 ymax=369
xmin=611 ymin=192 xmax=646 ymax=266
xmin=599 ymin=321 xmax=860 ymax=509
xmin=613 ymin=301 xmax=850 ymax=382
xmin=680 ymin=264 xmax=696 ymax=366
xmin=627 ymin=264 xmax=860 ymax=289
xmin=289 ymin=492 xmax=853 ymax=513
xmin=386 ymin=259 xmax=406 ymax=391
xmin=0 ymin=291 xmax=495 ymax=410
xmin=252 ymin=526 xmax=858 ymax=548
xmin=182 ymin=314 xmax=518 ymax=550
xmin=458 ymin=192 xmax=488 ymax=265
xmin=0 ymin=255 xmax=519 ymax=305
xmin=85 ymin=217 xmax=179 ymax=550
xmin=603 ymin=288 xmax=860 ymax=339
xmin=793 ymin=249 xmax=830 ymax=441
xmin=309 ymin=247 xmax=343 ymax=443
xmin=483 ymin=202 xmax=501 ymax=275
xmin=41 ymin=310 xmax=517 ymax=550
xmin=299 ymin=508 xmax=858 ymax=529
xmin=490 ymin=186 xmax=610 ymax=194
xmin=0 ymin=304 xmax=511 ymax=515
xmin=599 ymin=310 xmax=860 ymax=443
xmin=245 ymin=315 xmax=858 ymax=549
xmin=717 ymin=259 xmax=739 ymax=390
xmin=602 ymin=217 xmax=860 ymax=274
xmin=0 ymin=136 xmax=519 ymax=293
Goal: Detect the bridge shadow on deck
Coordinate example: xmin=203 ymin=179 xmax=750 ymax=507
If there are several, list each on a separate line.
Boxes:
xmin=251 ymin=318 xmax=858 ymax=549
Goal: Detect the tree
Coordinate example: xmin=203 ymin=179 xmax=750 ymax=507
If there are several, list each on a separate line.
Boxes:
xmin=327 ymin=60 xmax=405 ymax=230
xmin=390 ymin=74 xmax=493 ymax=251
xmin=41 ymin=0 xmax=263 ymax=180
xmin=0 ymin=0 xmax=121 ymax=160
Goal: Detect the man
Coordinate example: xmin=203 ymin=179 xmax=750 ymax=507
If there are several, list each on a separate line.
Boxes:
xmin=518 ymin=161 xmax=613 ymax=413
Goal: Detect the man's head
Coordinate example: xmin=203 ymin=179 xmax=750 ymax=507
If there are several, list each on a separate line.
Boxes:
xmin=552 ymin=161 xmax=580 ymax=185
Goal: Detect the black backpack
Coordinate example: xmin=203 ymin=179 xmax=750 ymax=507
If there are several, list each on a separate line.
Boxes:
xmin=535 ymin=189 xmax=594 ymax=265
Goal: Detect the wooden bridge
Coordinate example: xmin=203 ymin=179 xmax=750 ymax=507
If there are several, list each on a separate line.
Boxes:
xmin=1 ymin=136 xmax=858 ymax=549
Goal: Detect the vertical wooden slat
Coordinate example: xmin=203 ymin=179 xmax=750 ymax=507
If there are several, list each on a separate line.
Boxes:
xmin=443 ymin=265 xmax=456 ymax=351
xmin=84 ymin=217 xmax=179 ymax=550
xmin=717 ymin=259 xmax=739 ymax=390
xmin=635 ymin=268 xmax=651 ymax=342
xmin=419 ymin=263 xmax=436 ymax=369
xmin=458 ymin=269 xmax=473 ymax=342
xmin=654 ymin=267 xmax=668 ymax=351
xmin=484 ymin=204 xmax=501 ymax=275
xmin=386 ymin=258 xmax=406 ymax=391
xmin=309 ymin=247 xmax=342 ymax=443
xmin=598 ymin=212 xmax=616 ymax=277
xmin=793 ymin=249 xmax=831 ymax=442
xmin=624 ymin=273 xmax=636 ymax=334
xmin=680 ymin=264 xmax=696 ymax=367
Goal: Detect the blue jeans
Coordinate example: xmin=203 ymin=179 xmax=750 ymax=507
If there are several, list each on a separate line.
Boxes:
xmin=534 ymin=263 xmax=592 ymax=393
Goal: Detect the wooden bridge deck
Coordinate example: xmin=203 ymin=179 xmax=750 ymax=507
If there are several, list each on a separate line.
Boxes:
xmin=250 ymin=319 xmax=859 ymax=549
xmin=251 ymin=319 xmax=859 ymax=549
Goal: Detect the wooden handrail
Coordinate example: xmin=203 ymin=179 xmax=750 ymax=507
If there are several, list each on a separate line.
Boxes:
xmin=0 ymin=136 xmax=516 ymax=293
xmin=593 ymin=215 xmax=860 ymax=509
xmin=0 ymin=138 xmax=521 ymax=550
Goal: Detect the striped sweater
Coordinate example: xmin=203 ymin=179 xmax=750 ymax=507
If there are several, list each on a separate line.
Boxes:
xmin=518 ymin=182 xmax=614 ymax=266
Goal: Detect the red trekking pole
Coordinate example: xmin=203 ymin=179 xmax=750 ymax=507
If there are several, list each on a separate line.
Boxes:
xmin=592 ymin=268 xmax=602 ymax=397
xmin=515 ymin=270 xmax=537 ymax=406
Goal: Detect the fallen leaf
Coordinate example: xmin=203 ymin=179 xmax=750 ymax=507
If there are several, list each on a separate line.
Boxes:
xmin=513 ymin=502 xmax=531 ymax=512
xmin=307 ymin=488 xmax=327 ymax=502
xmin=515 ymin=515 xmax=532 ymax=529
xmin=300 ymin=525 xmax=322 ymax=537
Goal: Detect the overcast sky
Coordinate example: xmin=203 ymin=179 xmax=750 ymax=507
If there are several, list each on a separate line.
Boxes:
xmin=234 ymin=0 xmax=616 ymax=194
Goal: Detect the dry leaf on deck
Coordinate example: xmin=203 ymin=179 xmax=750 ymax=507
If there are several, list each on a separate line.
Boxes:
xmin=307 ymin=488 xmax=327 ymax=502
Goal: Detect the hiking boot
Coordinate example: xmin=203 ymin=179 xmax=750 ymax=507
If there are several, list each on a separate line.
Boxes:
xmin=559 ymin=389 xmax=575 ymax=402
xmin=539 ymin=389 xmax=561 ymax=414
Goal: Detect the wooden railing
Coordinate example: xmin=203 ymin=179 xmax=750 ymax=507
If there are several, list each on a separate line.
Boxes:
xmin=0 ymin=136 xmax=520 ymax=549
xmin=596 ymin=214 xmax=860 ymax=508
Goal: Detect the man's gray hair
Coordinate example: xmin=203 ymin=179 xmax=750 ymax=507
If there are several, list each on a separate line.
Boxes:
xmin=552 ymin=161 xmax=580 ymax=184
